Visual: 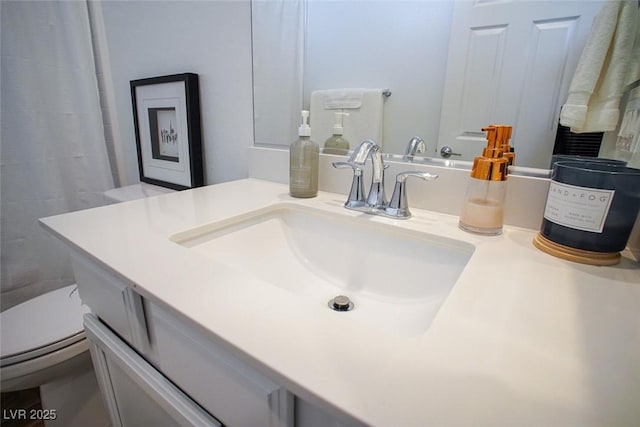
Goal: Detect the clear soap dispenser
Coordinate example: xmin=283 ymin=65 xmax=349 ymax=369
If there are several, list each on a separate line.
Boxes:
xmin=289 ymin=110 xmax=319 ymax=198
xmin=323 ymin=112 xmax=350 ymax=155
xmin=458 ymin=125 xmax=512 ymax=235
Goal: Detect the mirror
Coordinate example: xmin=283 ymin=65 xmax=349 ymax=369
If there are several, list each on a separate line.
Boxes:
xmin=252 ymin=0 xmax=613 ymax=171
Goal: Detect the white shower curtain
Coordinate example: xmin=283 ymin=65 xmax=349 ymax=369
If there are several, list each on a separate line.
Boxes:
xmin=1 ymin=1 xmax=114 ymax=309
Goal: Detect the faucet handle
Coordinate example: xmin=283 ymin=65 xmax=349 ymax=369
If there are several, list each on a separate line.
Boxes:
xmin=395 ymin=171 xmax=438 ymax=183
xmin=332 ymin=162 xmax=366 ymax=209
xmin=440 ymin=146 xmax=462 ymax=158
xmin=383 ymin=171 xmax=438 ymax=219
xmin=332 ymin=161 xmax=357 ymax=170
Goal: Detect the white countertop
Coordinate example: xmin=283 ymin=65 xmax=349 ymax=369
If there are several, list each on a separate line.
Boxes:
xmin=40 ymin=179 xmax=640 ymax=426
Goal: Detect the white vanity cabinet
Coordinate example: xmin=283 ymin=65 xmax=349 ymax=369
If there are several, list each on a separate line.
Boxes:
xmin=71 ymin=252 xmax=294 ymax=427
xmin=69 ymin=249 xmax=367 ymax=427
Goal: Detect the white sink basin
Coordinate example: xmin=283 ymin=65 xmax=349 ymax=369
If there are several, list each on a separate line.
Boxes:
xmin=171 ymin=203 xmax=474 ymax=336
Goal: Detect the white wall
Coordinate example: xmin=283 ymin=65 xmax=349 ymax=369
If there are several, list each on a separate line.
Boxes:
xmin=99 ymin=0 xmax=254 ymax=186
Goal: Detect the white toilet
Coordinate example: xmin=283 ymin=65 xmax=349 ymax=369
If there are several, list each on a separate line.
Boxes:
xmin=103 ymin=181 xmax=175 ymax=204
xmin=0 ymin=285 xmax=106 ymax=426
xmin=1 ymin=182 xmax=173 ymax=426
xmin=1 ymin=285 xmax=87 ymax=391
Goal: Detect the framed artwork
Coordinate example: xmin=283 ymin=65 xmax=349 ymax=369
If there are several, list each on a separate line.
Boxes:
xmin=130 ymin=73 xmax=203 ymax=190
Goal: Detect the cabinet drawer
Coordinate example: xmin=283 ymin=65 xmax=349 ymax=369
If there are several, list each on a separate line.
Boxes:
xmin=146 ymin=302 xmax=293 ymax=427
xmin=71 ymin=252 xmax=151 ymax=356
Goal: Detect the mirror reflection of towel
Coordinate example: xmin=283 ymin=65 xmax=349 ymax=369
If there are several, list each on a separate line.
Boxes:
xmin=560 ymin=0 xmax=639 ymax=133
xmin=615 ymin=86 xmax=640 ymax=158
xmin=310 ymin=88 xmax=385 ymax=149
xmin=616 ymin=109 xmax=639 ymax=152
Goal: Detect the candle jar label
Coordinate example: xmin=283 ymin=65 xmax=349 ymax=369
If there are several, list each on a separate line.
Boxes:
xmin=543 ymin=181 xmax=615 ymax=233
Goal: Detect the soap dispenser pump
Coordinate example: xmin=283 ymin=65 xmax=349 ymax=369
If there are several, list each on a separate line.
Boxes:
xmin=323 ymin=112 xmax=350 ymax=155
xmin=289 ymin=110 xmax=319 ymax=198
xmin=458 ymin=125 xmax=512 ymax=235
xmin=497 ymin=125 xmax=515 ymax=167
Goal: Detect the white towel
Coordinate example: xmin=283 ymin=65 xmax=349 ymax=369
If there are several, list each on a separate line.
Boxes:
xmin=310 ymin=88 xmax=385 ymax=149
xmin=560 ymin=0 xmax=638 ymax=133
xmin=625 ymin=4 xmax=640 ymax=88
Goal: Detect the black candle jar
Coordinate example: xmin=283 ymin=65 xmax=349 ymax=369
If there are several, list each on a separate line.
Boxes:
xmin=549 ymin=154 xmax=627 ymax=169
xmin=540 ymin=161 xmax=640 ymax=253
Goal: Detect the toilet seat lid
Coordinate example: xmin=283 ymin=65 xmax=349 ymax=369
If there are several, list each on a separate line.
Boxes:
xmin=1 ymin=285 xmax=87 ymax=362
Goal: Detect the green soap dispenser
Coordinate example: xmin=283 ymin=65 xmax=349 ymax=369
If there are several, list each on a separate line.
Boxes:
xmin=289 ymin=110 xmax=319 ymax=198
xmin=323 ymin=112 xmax=350 ymax=155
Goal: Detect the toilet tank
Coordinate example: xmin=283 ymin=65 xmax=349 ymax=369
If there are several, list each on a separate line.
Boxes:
xmin=103 ymin=183 xmax=175 ymax=204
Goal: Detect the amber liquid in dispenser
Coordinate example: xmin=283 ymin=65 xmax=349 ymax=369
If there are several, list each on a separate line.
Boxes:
xmin=459 ymin=125 xmax=512 ymax=235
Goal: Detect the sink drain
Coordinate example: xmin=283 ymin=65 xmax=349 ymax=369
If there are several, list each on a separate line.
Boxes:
xmin=328 ymin=295 xmax=354 ymax=312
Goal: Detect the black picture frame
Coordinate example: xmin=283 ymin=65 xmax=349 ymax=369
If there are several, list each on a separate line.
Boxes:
xmin=130 ymin=73 xmax=203 ymax=190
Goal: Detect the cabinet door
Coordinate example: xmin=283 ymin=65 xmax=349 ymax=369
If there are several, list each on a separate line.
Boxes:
xmin=84 ymin=314 xmax=221 ymax=427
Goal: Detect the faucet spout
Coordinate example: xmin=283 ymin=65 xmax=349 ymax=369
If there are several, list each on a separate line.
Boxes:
xmin=347 ymin=140 xmax=386 ymax=208
xmin=403 ymin=137 xmax=425 ymax=161
xmin=348 ymin=140 xmax=384 ymax=183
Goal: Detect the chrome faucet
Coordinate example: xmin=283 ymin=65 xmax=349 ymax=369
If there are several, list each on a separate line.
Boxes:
xmin=333 ymin=140 xmax=438 ymax=219
xmin=346 ymin=140 xmax=387 ymax=209
xmin=403 ymin=136 xmax=426 ymax=161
